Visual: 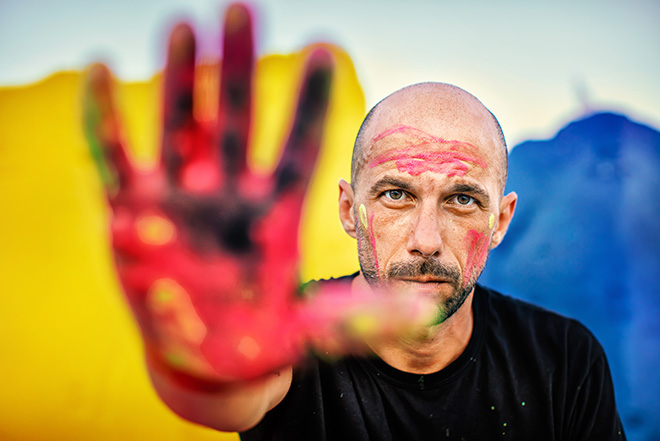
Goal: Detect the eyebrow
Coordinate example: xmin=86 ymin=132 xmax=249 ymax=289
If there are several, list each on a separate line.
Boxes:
xmin=451 ymin=183 xmax=491 ymax=205
xmin=369 ymin=176 xmax=414 ymax=196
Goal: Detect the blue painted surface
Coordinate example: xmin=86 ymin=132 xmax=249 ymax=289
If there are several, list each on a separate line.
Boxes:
xmin=481 ymin=113 xmax=660 ymax=441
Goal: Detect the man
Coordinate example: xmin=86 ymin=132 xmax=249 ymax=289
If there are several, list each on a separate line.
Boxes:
xmin=83 ymin=6 xmax=625 ymax=439
xmin=140 ymin=81 xmax=624 ymax=439
xmin=235 ymin=83 xmax=626 ymax=440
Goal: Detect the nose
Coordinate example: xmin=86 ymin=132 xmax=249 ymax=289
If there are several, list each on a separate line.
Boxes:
xmin=407 ymin=202 xmax=443 ymax=258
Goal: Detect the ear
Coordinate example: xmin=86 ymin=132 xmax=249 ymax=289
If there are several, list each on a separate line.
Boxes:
xmin=338 ymin=179 xmax=356 ymax=238
xmin=490 ymin=192 xmax=517 ymax=249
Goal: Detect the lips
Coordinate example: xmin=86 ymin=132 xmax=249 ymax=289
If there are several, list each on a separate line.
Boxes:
xmin=393 ymin=277 xmax=451 ymax=293
xmin=396 ymin=276 xmax=449 ymax=284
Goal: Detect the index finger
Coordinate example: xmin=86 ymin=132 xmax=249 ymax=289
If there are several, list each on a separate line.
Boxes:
xmin=274 ymin=48 xmax=334 ymax=196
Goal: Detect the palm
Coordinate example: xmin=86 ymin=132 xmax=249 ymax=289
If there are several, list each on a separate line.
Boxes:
xmin=84 ymin=4 xmax=332 ymax=380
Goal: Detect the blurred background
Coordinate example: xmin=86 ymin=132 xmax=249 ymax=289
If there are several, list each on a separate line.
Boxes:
xmin=2 ymin=0 xmax=659 ymax=145
xmin=1 ymin=0 xmax=658 ymax=440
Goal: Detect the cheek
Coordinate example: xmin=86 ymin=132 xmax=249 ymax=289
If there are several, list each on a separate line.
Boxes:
xmin=368 ymin=208 xmax=410 ymax=262
xmin=355 ymin=205 xmax=391 ymax=265
xmin=364 ymin=210 xmax=381 ymax=276
xmin=462 ymin=229 xmax=490 ymax=286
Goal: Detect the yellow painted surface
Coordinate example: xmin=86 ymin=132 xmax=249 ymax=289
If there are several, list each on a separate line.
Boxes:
xmin=0 ymin=44 xmax=363 ymax=440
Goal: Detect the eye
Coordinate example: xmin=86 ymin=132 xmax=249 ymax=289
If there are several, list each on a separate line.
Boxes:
xmin=451 ymin=194 xmax=475 ymax=206
xmin=384 ymin=189 xmax=405 ymax=200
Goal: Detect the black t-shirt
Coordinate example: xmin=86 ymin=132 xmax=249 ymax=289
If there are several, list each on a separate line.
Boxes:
xmin=241 ymin=281 xmax=626 ymax=440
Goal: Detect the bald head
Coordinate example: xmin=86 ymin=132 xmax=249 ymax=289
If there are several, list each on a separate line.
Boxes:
xmin=351 ymin=82 xmax=508 ymax=192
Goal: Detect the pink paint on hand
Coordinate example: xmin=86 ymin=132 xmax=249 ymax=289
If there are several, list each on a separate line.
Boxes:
xmin=463 ymin=229 xmax=490 ymax=286
xmin=370 ymin=125 xmax=487 ymax=177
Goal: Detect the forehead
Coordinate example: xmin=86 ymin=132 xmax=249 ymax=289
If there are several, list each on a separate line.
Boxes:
xmin=354 ymin=85 xmax=504 ymax=188
xmin=368 ymin=125 xmax=488 ymax=178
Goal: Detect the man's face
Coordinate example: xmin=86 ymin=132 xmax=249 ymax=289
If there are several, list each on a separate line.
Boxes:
xmin=347 ymin=96 xmax=511 ymax=323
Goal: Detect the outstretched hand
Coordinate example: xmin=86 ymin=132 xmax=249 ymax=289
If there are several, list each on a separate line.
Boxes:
xmin=83 ymin=3 xmax=433 ymax=384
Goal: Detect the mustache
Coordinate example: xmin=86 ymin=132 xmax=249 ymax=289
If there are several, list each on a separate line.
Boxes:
xmin=387 ymin=258 xmax=460 ymax=284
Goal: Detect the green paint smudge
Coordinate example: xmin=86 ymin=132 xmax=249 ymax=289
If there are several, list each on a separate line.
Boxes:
xmin=155 ymin=289 xmax=175 ymax=303
xmin=165 ymin=352 xmax=185 ymax=367
xmin=83 ymin=89 xmax=119 ymax=194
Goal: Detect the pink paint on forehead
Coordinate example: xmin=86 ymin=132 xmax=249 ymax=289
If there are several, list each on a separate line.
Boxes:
xmin=370 ymin=125 xmax=487 ymax=177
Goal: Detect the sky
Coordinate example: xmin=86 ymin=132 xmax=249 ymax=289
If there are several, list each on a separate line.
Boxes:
xmin=1 ymin=0 xmax=658 ymax=146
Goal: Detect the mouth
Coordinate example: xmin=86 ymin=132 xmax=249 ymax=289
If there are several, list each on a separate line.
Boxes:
xmin=396 ymin=276 xmax=450 ymax=284
xmin=390 ymin=277 xmax=453 ymax=296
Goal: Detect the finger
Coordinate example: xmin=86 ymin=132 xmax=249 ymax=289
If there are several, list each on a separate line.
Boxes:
xmin=162 ymin=23 xmax=197 ymax=181
xmin=217 ymin=3 xmax=254 ymax=180
xmin=299 ymin=282 xmax=437 ymax=356
xmin=83 ymin=63 xmax=135 ymax=196
xmin=274 ymin=48 xmax=333 ymax=195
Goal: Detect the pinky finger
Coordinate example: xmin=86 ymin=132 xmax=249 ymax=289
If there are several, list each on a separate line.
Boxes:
xmin=83 ymin=63 xmax=135 ymax=198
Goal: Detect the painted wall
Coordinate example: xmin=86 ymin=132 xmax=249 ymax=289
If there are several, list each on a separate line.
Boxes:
xmin=0 ymin=44 xmax=364 ymax=441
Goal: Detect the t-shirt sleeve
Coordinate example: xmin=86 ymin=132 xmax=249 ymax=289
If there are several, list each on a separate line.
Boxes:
xmin=564 ymin=331 xmax=626 ymax=441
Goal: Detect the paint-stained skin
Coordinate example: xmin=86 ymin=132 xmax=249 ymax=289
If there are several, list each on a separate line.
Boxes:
xmin=83 ymin=4 xmax=333 ymax=380
xmin=463 ymin=229 xmax=490 ymax=287
xmin=358 ymin=123 xmax=495 ymax=292
xmin=359 ymin=203 xmax=368 ymax=230
xmin=369 ymin=125 xmax=487 ymax=177
xmin=83 ymin=3 xmax=433 ymax=382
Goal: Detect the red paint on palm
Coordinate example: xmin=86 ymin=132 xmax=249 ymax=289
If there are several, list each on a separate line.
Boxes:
xmin=107 ymin=163 xmax=311 ymax=380
xmin=83 ymin=3 xmax=435 ymax=385
xmin=82 ymin=3 xmax=336 ymax=381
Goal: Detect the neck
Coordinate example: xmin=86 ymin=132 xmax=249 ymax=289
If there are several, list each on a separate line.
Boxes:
xmin=354 ymin=274 xmax=475 ymax=375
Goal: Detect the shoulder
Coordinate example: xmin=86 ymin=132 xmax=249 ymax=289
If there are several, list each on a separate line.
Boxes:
xmin=476 ymin=286 xmax=626 ymax=440
xmin=477 ymin=284 xmax=607 ymax=370
xmin=478 ymin=284 xmax=597 ymax=339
